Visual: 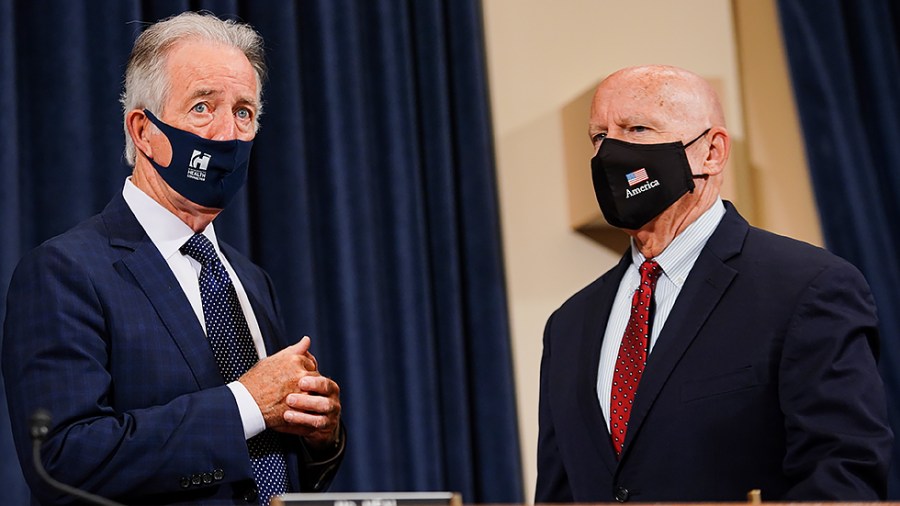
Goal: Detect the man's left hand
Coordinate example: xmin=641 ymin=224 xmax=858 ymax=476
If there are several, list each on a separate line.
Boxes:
xmin=283 ymin=374 xmax=342 ymax=450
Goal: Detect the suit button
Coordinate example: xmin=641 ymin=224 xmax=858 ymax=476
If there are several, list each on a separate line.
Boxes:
xmin=213 ymin=468 xmax=225 ymax=481
xmin=615 ymin=486 xmax=630 ymax=502
xmin=179 ymin=477 xmax=191 ymax=489
xmin=191 ymin=474 xmax=202 ymax=486
xmin=202 ymin=472 xmax=213 ymax=484
xmin=244 ymin=486 xmax=258 ymax=503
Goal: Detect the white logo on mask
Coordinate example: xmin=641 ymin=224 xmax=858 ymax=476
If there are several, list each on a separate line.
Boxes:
xmin=625 ymin=179 xmax=660 ymax=198
xmin=187 ymin=150 xmax=211 ymax=181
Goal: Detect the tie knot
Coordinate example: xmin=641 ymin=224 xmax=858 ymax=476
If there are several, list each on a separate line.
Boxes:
xmin=180 ymin=233 xmax=218 ymax=266
xmin=639 ymin=260 xmax=663 ymax=286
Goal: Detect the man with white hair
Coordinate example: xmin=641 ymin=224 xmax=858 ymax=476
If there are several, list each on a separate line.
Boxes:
xmin=3 ymin=12 xmax=344 ymax=505
xmin=536 ymin=65 xmax=892 ymax=502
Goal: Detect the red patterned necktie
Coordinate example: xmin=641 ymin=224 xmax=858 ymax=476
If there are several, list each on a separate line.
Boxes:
xmin=610 ymin=259 xmax=663 ymax=458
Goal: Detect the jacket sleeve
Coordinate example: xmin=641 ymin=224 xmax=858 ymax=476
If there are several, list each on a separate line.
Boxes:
xmin=2 ymin=243 xmax=254 ymax=504
xmin=249 ymin=256 xmax=346 ymax=492
xmin=535 ymin=311 xmax=575 ymax=503
xmin=779 ymin=261 xmax=893 ymax=500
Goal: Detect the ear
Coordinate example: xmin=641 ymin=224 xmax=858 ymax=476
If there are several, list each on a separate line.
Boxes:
xmin=125 ymin=109 xmax=153 ymax=159
xmin=702 ymin=127 xmax=730 ymax=176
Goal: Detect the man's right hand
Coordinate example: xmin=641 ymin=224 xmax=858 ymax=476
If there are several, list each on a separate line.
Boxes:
xmin=239 ymin=336 xmax=319 ymax=430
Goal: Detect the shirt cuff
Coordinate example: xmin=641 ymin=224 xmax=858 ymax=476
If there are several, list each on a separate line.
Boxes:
xmin=227 ymin=381 xmax=266 ymax=439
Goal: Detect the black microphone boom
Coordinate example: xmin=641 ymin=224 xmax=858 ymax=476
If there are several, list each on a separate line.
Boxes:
xmin=29 ymin=409 xmax=126 ymax=506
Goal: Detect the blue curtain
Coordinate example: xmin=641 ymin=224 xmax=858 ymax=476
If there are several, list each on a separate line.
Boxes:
xmin=0 ymin=1 xmax=523 ymax=503
xmin=777 ymin=0 xmax=900 ymax=496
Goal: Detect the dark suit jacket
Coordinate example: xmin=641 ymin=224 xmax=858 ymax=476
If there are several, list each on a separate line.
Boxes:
xmin=3 ymin=193 xmax=341 ymax=505
xmin=535 ymin=202 xmax=892 ymax=502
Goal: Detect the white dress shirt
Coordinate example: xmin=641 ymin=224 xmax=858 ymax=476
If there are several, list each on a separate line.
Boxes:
xmin=122 ymin=178 xmax=267 ymax=439
xmin=597 ymin=198 xmax=726 ymax=429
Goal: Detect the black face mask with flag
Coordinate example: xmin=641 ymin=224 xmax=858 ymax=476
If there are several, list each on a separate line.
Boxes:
xmin=590 ymin=129 xmax=710 ymax=230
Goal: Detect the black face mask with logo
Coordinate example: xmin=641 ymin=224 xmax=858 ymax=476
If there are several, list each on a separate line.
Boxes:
xmin=142 ymin=109 xmax=253 ymax=209
xmin=590 ymin=129 xmax=710 ymax=230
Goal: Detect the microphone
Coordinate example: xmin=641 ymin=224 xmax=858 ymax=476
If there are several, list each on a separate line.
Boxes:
xmin=29 ymin=409 xmax=51 ymax=440
xmin=30 ymin=409 xmax=126 ymax=506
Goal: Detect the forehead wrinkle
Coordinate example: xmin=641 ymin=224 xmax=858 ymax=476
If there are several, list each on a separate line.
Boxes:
xmin=615 ymin=111 xmax=662 ymax=128
xmin=188 ymin=88 xmax=216 ymax=100
xmin=184 ymin=87 xmax=259 ymax=111
xmin=167 ymin=40 xmax=260 ymax=102
xmin=598 ymin=69 xmax=711 ymax=134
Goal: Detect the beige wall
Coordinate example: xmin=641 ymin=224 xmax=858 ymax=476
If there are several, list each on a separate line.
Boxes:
xmin=481 ymin=0 xmax=820 ymax=501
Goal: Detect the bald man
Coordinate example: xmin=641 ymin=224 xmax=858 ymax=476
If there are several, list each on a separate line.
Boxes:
xmin=535 ymin=65 xmax=892 ymax=503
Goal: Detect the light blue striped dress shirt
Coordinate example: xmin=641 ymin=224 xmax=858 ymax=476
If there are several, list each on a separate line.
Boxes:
xmin=597 ymin=198 xmax=726 ymax=430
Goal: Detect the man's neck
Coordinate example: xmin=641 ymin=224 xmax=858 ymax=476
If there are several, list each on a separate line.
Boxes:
xmin=131 ymin=162 xmax=219 ymax=233
xmin=630 ymin=189 xmax=719 ymax=259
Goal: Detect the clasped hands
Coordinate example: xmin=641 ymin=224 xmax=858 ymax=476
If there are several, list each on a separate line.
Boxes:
xmin=239 ymin=336 xmax=341 ymax=451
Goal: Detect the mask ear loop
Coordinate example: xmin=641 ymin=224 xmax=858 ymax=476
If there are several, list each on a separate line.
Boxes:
xmin=137 ymin=110 xmax=167 ymax=166
xmin=683 ymin=128 xmax=712 ymax=148
xmin=684 ymin=127 xmax=713 ymax=181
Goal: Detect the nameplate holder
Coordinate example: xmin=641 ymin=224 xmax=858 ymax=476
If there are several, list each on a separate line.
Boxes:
xmin=272 ymin=491 xmax=462 ymax=506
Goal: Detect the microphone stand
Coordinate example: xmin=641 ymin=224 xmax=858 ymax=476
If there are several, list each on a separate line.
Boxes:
xmin=30 ymin=409 xmax=126 ymax=506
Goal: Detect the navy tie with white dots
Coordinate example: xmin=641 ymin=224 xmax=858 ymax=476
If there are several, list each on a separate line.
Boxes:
xmin=181 ymin=233 xmax=289 ymax=505
xmin=610 ymin=259 xmax=663 ymax=458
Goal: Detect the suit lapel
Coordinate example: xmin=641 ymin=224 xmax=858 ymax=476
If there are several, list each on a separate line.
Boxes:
xmin=577 ymin=253 xmax=631 ymax=475
xmin=102 ymin=194 xmax=224 ymax=389
xmin=220 ymin=244 xmax=300 ymax=487
xmin=221 ymin=243 xmax=284 ymax=354
xmin=619 ymin=203 xmax=748 ymax=460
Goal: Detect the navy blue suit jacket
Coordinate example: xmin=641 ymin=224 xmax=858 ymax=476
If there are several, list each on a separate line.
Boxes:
xmin=3 ymin=193 xmax=340 ymax=505
xmin=535 ymin=202 xmax=892 ymax=502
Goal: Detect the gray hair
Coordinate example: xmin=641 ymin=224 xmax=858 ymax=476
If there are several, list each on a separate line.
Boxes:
xmin=120 ymin=11 xmax=267 ymax=166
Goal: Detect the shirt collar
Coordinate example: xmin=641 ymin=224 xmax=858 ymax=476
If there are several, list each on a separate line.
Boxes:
xmin=122 ymin=177 xmax=220 ymax=260
xmin=630 ymin=198 xmax=726 ymax=286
